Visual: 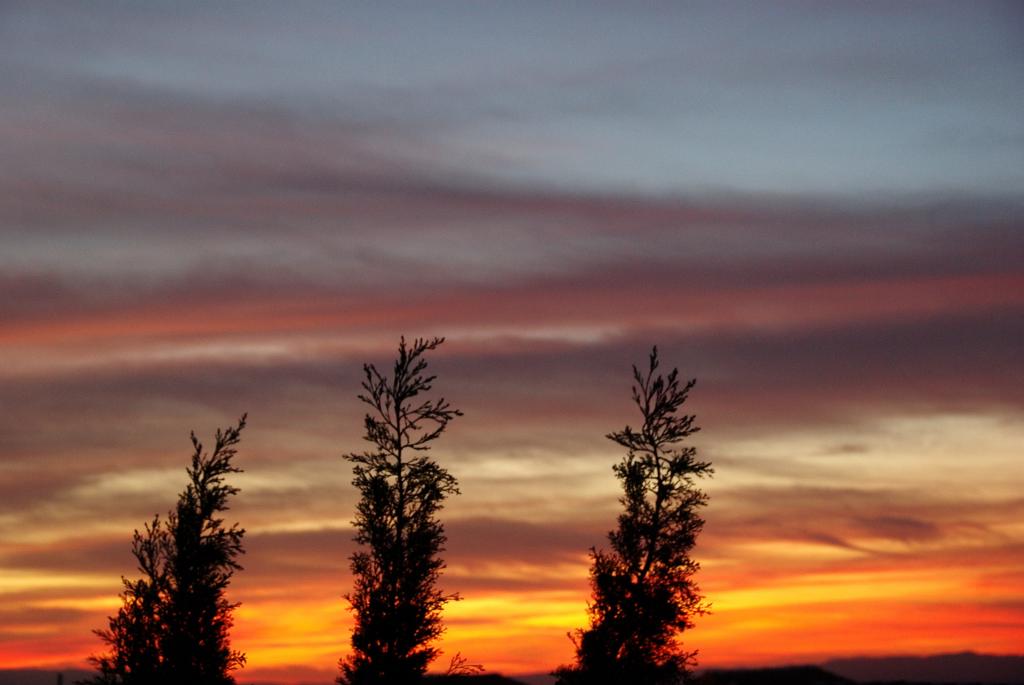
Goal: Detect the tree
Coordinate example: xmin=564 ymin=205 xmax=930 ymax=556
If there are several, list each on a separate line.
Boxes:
xmin=556 ymin=348 xmax=712 ymax=685
xmin=162 ymin=416 xmax=248 ymax=683
xmin=84 ymin=517 xmax=168 ymax=685
xmin=83 ymin=416 xmax=248 ymax=685
xmin=340 ymin=337 xmax=463 ymax=685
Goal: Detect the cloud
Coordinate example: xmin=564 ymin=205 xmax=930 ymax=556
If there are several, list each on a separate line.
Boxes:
xmin=704 ymin=484 xmax=1024 ymax=566
xmin=856 ymin=516 xmax=942 ymax=543
xmin=2 ymin=4 xmax=1022 ymax=675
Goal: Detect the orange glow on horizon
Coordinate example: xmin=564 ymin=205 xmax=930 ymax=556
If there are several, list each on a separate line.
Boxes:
xmin=15 ymin=542 xmax=1022 ymax=682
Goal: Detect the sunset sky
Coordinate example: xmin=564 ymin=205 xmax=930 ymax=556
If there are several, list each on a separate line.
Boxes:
xmin=1 ymin=2 xmax=1023 ymax=682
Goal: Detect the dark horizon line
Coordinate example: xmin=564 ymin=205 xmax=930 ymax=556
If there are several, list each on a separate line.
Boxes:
xmin=8 ymin=650 xmax=1024 ymax=678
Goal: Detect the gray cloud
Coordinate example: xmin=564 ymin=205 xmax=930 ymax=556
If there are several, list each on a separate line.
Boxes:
xmin=705 ymin=485 xmax=1024 ymax=558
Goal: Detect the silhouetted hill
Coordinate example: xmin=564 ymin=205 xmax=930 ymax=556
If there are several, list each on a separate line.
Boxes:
xmin=7 ymin=657 xmax=1023 ymax=685
xmin=823 ymin=652 xmax=1024 ymax=684
xmin=512 ymin=676 xmax=556 ymax=685
xmin=699 ymin=665 xmax=853 ymax=685
xmin=0 ymin=669 xmax=92 ymax=685
xmin=0 ymin=671 xmax=528 ymax=685
xmin=426 ymin=676 xmax=527 ymax=685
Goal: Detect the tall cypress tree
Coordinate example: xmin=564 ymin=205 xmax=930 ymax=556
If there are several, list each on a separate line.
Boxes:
xmin=340 ymin=337 xmax=462 ymax=685
xmin=556 ymin=348 xmax=712 ymax=685
xmin=83 ymin=416 xmax=247 ymax=685
xmin=162 ymin=417 xmax=247 ymax=683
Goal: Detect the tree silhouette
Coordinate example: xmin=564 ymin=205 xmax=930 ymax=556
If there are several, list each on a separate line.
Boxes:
xmin=556 ymin=348 xmax=712 ymax=685
xmin=340 ymin=337 xmax=463 ymax=685
xmin=83 ymin=416 xmax=247 ymax=685
xmin=84 ymin=516 xmax=167 ymax=685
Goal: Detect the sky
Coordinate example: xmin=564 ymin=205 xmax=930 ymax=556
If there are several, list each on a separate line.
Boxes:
xmin=1 ymin=1 xmax=1023 ymax=681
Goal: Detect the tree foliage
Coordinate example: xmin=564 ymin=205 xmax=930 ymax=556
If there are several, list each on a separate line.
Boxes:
xmin=83 ymin=416 xmax=247 ymax=685
xmin=340 ymin=337 xmax=463 ymax=685
xmin=556 ymin=348 xmax=712 ymax=685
